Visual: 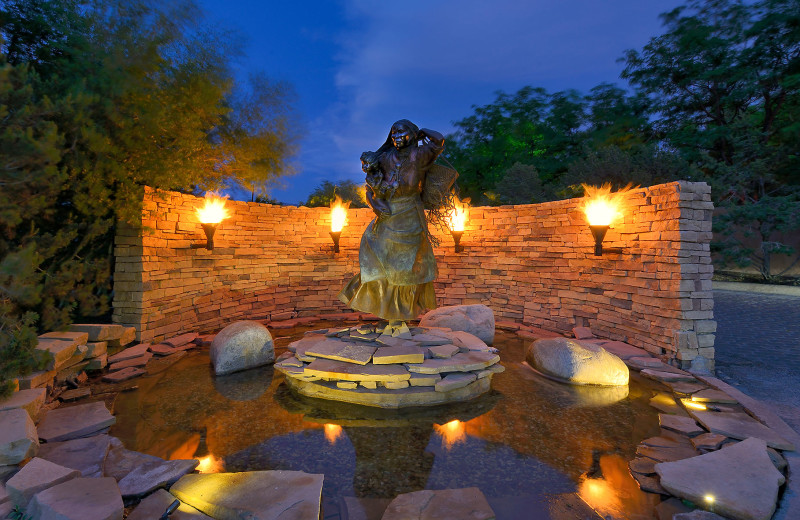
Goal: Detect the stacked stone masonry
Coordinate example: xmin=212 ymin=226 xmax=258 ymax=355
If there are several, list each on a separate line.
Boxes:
xmin=113 ymin=181 xmax=715 ymax=368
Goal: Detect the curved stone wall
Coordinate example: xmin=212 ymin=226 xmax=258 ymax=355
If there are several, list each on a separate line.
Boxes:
xmin=113 ymin=181 xmax=715 ymax=368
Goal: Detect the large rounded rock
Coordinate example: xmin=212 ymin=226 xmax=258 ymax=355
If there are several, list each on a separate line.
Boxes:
xmin=210 ymin=321 xmax=274 ymax=376
xmin=526 ymin=338 xmax=629 ymax=386
xmin=419 ymin=304 xmax=495 ymax=345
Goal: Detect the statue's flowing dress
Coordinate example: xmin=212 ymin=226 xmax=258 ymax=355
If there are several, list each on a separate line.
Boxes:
xmin=338 ymin=139 xmax=443 ymax=320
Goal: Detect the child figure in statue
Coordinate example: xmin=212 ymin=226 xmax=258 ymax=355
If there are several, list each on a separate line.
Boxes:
xmin=360 ymin=151 xmax=396 ymax=232
xmin=340 ymin=119 xmax=452 ymax=336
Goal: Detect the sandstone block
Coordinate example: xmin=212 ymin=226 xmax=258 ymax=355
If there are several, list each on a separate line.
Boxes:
xmin=382 ymin=487 xmax=495 ymax=520
xmin=38 ymin=435 xmax=120 ymax=478
xmin=26 ymin=477 xmax=123 ymax=520
xmin=39 ymin=331 xmax=89 ymax=346
xmin=420 ymin=304 xmax=495 ymax=344
xmin=406 ymin=351 xmax=499 ymax=375
xmin=127 ymin=489 xmax=212 ymax=520
xmin=171 ymin=471 xmax=323 ymax=520
xmin=107 ymin=326 xmax=136 ymax=348
xmin=5 ymin=458 xmax=80 ymax=507
xmin=0 ymin=388 xmax=46 ymax=421
xmin=0 ymin=409 xmax=38 ymax=465
xmin=37 ymin=401 xmax=116 ymax=443
xmin=656 ymin=438 xmax=784 ymax=520
xmin=68 ymin=324 xmax=125 ymax=342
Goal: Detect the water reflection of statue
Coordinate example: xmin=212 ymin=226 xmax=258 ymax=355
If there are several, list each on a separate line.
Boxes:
xmin=339 ymin=120 xmax=453 ymax=333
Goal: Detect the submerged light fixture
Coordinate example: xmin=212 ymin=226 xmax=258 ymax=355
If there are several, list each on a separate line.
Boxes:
xmin=582 ymin=184 xmax=627 ymax=256
xmin=192 ymin=191 xmax=229 ymax=251
xmin=447 ymin=198 xmax=469 ymax=253
xmin=329 ymin=195 xmax=349 ymax=254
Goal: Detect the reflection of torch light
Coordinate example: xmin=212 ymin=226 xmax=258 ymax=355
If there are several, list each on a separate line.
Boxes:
xmin=446 ymin=199 xmax=469 ymax=253
xmin=196 ymin=454 xmax=225 ymax=473
xmin=192 ymin=191 xmax=230 ymax=251
xmin=330 ymin=196 xmax=349 ymax=254
xmin=324 ymin=424 xmax=343 ymax=445
xmin=582 ymin=184 xmax=627 ymax=256
xmin=434 ymin=419 xmax=466 ymax=450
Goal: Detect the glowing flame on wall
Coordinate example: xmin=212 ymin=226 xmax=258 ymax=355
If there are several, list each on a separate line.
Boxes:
xmin=330 ymin=196 xmax=349 ymax=233
xmin=196 ymin=191 xmax=230 ymax=224
xmin=434 ymin=420 xmax=466 ymax=449
xmin=581 ymin=183 xmax=630 ymax=226
xmin=447 ymin=198 xmax=469 ymax=232
xmin=196 ymin=454 xmax=225 ymax=473
xmin=324 ymin=424 xmax=343 ymax=444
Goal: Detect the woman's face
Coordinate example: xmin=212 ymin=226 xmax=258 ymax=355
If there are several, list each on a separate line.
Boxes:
xmin=391 ymin=127 xmax=413 ymax=150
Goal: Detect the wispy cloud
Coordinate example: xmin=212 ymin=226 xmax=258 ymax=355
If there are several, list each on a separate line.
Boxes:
xmin=271 ymin=0 xmax=683 ymax=203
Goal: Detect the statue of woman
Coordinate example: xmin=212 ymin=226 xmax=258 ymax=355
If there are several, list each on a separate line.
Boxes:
xmin=338 ymin=119 xmax=446 ymax=334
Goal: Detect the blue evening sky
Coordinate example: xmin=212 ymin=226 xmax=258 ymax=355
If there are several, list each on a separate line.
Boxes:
xmin=199 ymin=0 xmax=684 ymax=205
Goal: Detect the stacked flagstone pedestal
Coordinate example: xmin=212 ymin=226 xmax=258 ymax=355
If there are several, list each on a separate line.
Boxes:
xmin=275 ymin=324 xmax=504 ymax=408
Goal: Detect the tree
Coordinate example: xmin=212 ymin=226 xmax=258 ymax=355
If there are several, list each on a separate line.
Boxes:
xmin=621 ymin=0 xmax=800 ymax=278
xmin=443 ymin=86 xmax=550 ymax=202
xmin=304 ymin=180 xmax=368 ymax=208
xmin=562 ymin=145 xmax=690 ymax=192
xmin=0 ymin=0 xmax=299 ymax=397
xmin=492 ymin=162 xmax=548 ymax=205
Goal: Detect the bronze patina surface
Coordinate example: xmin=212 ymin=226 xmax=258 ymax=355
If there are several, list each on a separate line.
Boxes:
xmin=339 ymin=120 xmax=450 ymax=321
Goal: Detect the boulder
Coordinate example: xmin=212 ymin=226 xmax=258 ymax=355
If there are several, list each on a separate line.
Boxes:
xmin=25 ymin=477 xmax=123 ymax=520
xmin=0 ymin=408 xmax=38 ymax=465
xmin=5 ymin=457 xmax=80 ymax=507
xmin=420 ymin=304 xmax=495 ymax=345
xmin=527 ymin=337 xmax=629 ymax=386
xmin=210 ymin=321 xmax=275 ymax=375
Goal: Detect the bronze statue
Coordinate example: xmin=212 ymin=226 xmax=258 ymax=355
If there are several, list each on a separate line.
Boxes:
xmin=339 ymin=120 xmax=454 ymax=334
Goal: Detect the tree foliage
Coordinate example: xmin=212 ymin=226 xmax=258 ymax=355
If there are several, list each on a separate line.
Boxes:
xmin=441 ymin=0 xmax=799 ymax=279
xmin=0 ymin=0 xmax=298 ymax=396
xmin=304 ymin=180 xmax=368 ymax=208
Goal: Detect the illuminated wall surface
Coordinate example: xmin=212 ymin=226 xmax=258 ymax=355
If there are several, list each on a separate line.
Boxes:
xmin=113 ymin=181 xmax=715 ymax=367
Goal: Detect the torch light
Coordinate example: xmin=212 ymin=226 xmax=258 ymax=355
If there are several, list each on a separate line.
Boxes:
xmin=330 ymin=196 xmax=349 ymax=254
xmin=447 ymin=199 xmax=468 ymax=253
xmin=191 ymin=191 xmax=229 ymax=251
xmin=582 ymin=184 xmax=625 ymax=256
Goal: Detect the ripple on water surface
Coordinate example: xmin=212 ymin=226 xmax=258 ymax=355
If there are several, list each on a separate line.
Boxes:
xmin=110 ymin=327 xmax=664 ymax=519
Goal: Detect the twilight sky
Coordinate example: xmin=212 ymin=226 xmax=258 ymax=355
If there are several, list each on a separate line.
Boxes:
xmin=199 ymin=0 xmax=685 ymax=205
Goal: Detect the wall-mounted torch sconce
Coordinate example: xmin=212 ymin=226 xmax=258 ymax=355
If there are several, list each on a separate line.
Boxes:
xmin=447 ymin=199 xmax=469 ymax=253
xmin=191 ymin=191 xmax=229 ymax=251
xmin=582 ymin=184 xmax=626 ymax=256
xmin=330 ymin=195 xmax=349 ymax=254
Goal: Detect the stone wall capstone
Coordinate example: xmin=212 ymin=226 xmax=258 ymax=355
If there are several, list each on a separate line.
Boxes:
xmin=113 ymin=181 xmax=715 ymax=369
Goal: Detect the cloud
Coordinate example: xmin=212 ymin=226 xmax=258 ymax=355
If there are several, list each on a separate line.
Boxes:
xmin=273 ymin=0 xmax=683 ymax=203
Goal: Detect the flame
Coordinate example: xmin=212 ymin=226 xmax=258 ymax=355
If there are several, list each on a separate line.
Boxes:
xmin=196 ymin=191 xmax=230 ymax=224
xmin=581 ymin=183 xmax=631 ymax=226
xmin=434 ymin=419 xmax=466 ymax=449
xmin=330 ymin=195 xmax=350 ymax=232
xmin=196 ymin=454 xmax=225 ymax=473
xmin=446 ymin=198 xmax=469 ymax=232
xmin=324 ymin=423 xmax=343 ymax=444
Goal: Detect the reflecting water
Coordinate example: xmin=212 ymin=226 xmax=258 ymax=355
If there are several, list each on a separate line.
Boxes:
xmin=110 ymin=327 xmax=663 ymax=519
